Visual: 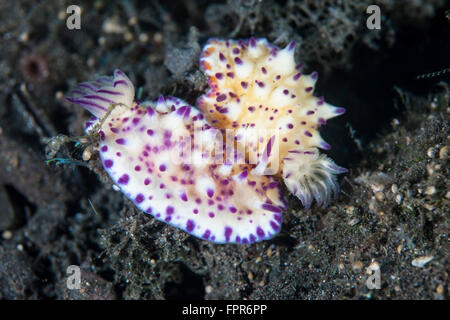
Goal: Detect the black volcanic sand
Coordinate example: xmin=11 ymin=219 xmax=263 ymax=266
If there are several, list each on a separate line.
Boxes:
xmin=0 ymin=0 xmax=448 ymax=299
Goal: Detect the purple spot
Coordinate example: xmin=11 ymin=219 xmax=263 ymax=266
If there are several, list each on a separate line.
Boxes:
xmin=241 ymin=81 xmax=248 ymax=89
xmin=216 ymin=94 xmax=227 ymax=102
xmin=207 ymin=189 xmax=214 ymax=198
xmin=104 ymin=159 xmax=113 ymax=168
xmin=287 ymin=40 xmax=296 ymax=51
xmin=224 ymin=227 xmax=232 ymax=242
xmin=115 ymin=138 xmax=126 ymax=145
xmin=146 ymin=207 xmax=152 ymax=214
xmin=262 ymin=203 xmax=282 ymax=213
xmin=219 ymin=52 xmax=226 ymax=61
xmin=180 ymin=193 xmax=188 ymax=202
xmin=118 ymin=174 xmax=129 ymax=185
xmin=208 ymin=212 xmax=215 ymax=218
xmin=274 ymin=214 xmax=282 ymax=223
xmin=202 ymin=229 xmax=211 ymax=240
xmin=335 ymin=107 xmax=346 ymax=114
xmin=134 ymin=165 xmax=141 ymax=171
xmin=147 ymin=129 xmax=154 ymax=136
xmin=144 ymin=178 xmax=151 ymax=185
xmin=305 ymin=86 xmax=313 ymax=92
xmin=307 ymin=110 xmax=315 ymax=115
xmin=283 ymin=89 xmax=289 ymax=95
xmin=311 ymin=71 xmax=318 ymax=79
xmin=256 ymin=227 xmax=265 ymax=238
xmin=229 ymin=206 xmax=237 ymax=213
xmin=234 ymin=57 xmax=243 ymax=64
xmin=293 ymin=72 xmax=302 ymax=80
xmin=261 ymin=67 xmax=267 ymax=74
xmin=271 ymin=221 xmax=280 ymax=231
xmin=186 ymin=220 xmax=195 ymax=232
xmin=249 ymin=234 xmax=256 ymax=243
xmin=135 ymin=194 xmax=144 ymax=204
xmin=239 ymin=170 xmax=248 ymax=179
xmin=305 ymin=131 xmax=313 ymax=137
xmin=101 ymin=145 xmax=108 ymax=152
xmin=215 ymin=72 xmax=223 ymax=80
xmin=166 ymin=206 xmax=174 ymax=215
xmin=232 ymin=47 xmax=240 ymax=54
xmin=249 ymin=38 xmax=256 ymax=47
xmin=159 ymin=164 xmax=166 ymax=172
xmin=287 ymin=123 xmax=294 ymax=129
xmin=226 ymin=72 xmax=234 ymax=78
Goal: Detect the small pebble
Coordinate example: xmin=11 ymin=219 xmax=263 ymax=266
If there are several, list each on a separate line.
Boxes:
xmin=391 ymin=184 xmax=398 ymax=194
xmin=439 ymin=146 xmax=448 ymax=160
xmin=348 ymin=218 xmax=360 ymax=226
xmin=352 ymin=261 xmax=363 ymax=270
xmin=2 ymin=230 xmax=13 ymax=240
xmin=128 ymin=17 xmax=138 ymax=26
xmin=205 ymin=285 xmax=213 ymax=294
xmin=139 ymin=33 xmax=149 ymax=43
xmin=375 ymin=192 xmax=385 ymax=201
xmin=424 ymin=186 xmax=436 ymax=196
xmin=371 ymin=183 xmax=384 ymax=193
xmin=124 ymin=32 xmax=134 ymax=42
xmin=436 ymin=284 xmax=444 ymax=295
xmin=82 ymin=147 xmax=92 ymax=161
xmin=345 ymin=206 xmax=356 ymax=215
xmin=412 ymin=255 xmax=433 ymax=268
xmin=427 ymin=147 xmax=435 ymax=158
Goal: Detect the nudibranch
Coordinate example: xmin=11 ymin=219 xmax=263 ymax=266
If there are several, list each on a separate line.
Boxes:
xmin=197 ymin=38 xmax=347 ymax=209
xmin=67 ymin=70 xmax=285 ymax=244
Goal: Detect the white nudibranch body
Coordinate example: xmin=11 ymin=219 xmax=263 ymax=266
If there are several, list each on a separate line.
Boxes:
xmin=66 ymin=37 xmax=347 ymax=244
xmin=198 ymin=38 xmax=347 ymax=210
xmin=68 ymin=70 xmax=284 ymax=244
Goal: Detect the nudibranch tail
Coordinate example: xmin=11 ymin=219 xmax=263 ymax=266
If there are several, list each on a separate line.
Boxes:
xmin=197 ymin=38 xmax=347 ymax=209
xmin=67 ymin=70 xmax=285 ymax=244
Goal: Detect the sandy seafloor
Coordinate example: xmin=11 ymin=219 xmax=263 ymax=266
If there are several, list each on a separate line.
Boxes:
xmin=0 ymin=0 xmax=448 ymax=299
